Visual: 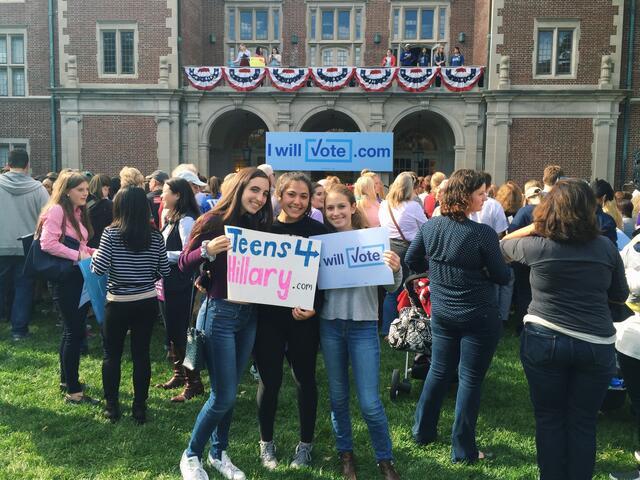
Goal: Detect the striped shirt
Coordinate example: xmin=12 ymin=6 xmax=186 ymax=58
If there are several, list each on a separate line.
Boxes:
xmin=91 ymin=226 xmax=170 ymax=299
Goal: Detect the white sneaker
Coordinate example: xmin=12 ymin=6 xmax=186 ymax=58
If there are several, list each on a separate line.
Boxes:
xmin=259 ymin=440 xmax=279 ymax=470
xmin=180 ymin=451 xmax=209 ymax=480
xmin=207 ymin=451 xmax=246 ymax=480
xmin=290 ymin=441 xmax=313 ymax=468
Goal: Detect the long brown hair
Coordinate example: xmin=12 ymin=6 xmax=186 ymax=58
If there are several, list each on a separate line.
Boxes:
xmin=188 ymin=167 xmax=272 ymax=249
xmin=440 ymin=169 xmax=485 ymax=222
xmin=325 ymin=184 xmax=367 ymax=230
xmin=533 ymin=179 xmax=600 ymax=243
xmin=495 ymin=181 xmax=523 ymax=216
xmin=37 ymin=171 xmax=93 ymax=240
xmin=275 ymin=171 xmax=313 ymax=216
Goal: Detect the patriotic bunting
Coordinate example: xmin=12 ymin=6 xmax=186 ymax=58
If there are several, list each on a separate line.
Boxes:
xmin=267 ymin=67 xmax=310 ymax=92
xmin=354 ymin=67 xmax=397 ymax=92
xmin=440 ymin=66 xmax=485 ymax=92
xmin=396 ymin=67 xmax=439 ymax=93
xmin=310 ymin=67 xmax=355 ymax=91
xmin=223 ymin=67 xmax=267 ymax=92
xmin=183 ymin=66 xmax=223 ymax=91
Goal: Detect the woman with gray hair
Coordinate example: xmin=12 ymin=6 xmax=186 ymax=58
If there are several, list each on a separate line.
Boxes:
xmin=378 ymin=172 xmax=428 ymax=335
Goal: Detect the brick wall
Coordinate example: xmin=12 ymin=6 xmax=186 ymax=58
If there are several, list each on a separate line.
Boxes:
xmin=81 ymin=116 xmax=157 ymax=175
xmin=496 ymin=0 xmax=618 ymax=86
xmin=473 ymin=0 xmax=489 ymax=66
xmin=282 ymin=0 xmax=306 ymax=66
xmin=180 ymin=0 xmax=203 ymax=68
xmin=364 ymin=0 xmax=389 ymax=66
xmin=64 ymin=0 xmax=172 ymax=84
xmin=203 ymin=0 xmax=224 ymax=66
xmin=450 ymin=0 xmax=477 ymax=66
xmin=508 ymin=118 xmax=593 ymax=186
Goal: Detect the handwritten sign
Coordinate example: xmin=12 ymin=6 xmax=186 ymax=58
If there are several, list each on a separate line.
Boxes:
xmin=225 ymin=226 xmax=322 ymax=309
xmin=310 ymin=227 xmax=393 ymax=290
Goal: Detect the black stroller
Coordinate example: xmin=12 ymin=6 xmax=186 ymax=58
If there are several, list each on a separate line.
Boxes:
xmin=387 ymin=273 xmax=433 ymax=400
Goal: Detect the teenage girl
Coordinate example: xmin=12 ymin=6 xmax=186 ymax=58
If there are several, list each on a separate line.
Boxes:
xmin=179 ymin=167 xmax=273 ymax=480
xmin=320 ymin=184 xmax=402 ymax=480
xmin=254 ymin=172 xmax=329 ymax=470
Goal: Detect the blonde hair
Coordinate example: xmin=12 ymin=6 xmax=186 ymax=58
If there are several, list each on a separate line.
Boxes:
xmin=354 ymin=175 xmax=377 ymax=218
xmin=171 ymin=163 xmax=198 ymax=178
xmin=430 ymin=172 xmax=446 ymax=191
xmin=604 ymin=199 xmax=623 ymax=229
xmin=119 ymin=166 xmax=144 ymax=189
xmin=386 ymin=172 xmax=414 ymax=208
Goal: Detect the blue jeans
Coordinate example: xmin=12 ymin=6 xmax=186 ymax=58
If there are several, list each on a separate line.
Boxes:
xmin=0 ymin=256 xmax=34 ymax=336
xmin=521 ymin=323 xmax=616 ymax=480
xmin=320 ymin=318 xmax=393 ymax=462
xmin=186 ymin=299 xmax=257 ymax=460
xmin=381 ymin=287 xmax=401 ymax=336
xmin=413 ymin=311 xmax=501 ymax=462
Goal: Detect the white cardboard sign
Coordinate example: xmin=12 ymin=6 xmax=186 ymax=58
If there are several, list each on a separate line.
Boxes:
xmin=225 ymin=226 xmax=321 ymax=309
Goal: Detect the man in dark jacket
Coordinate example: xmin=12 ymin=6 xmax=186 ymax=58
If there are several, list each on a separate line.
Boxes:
xmin=0 ymin=149 xmax=49 ymax=340
xmin=146 ymin=170 xmax=168 ymax=228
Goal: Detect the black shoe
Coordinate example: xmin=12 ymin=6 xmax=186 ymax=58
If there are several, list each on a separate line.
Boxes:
xmin=64 ymin=394 xmax=100 ymax=406
xmin=59 ymin=382 xmax=87 ymax=393
xmin=104 ymin=401 xmax=121 ymax=423
xmin=132 ymin=403 xmax=146 ymax=425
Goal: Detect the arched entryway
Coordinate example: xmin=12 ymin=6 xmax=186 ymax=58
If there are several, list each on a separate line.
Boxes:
xmin=299 ymin=109 xmax=362 ymax=182
xmin=392 ymin=111 xmax=456 ymax=177
xmin=208 ymin=110 xmax=269 ymax=178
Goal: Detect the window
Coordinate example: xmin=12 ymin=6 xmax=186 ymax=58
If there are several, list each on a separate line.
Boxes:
xmin=225 ymin=4 xmax=281 ymax=64
xmin=98 ymin=23 xmax=137 ymax=77
xmin=390 ymin=4 xmax=449 ymax=49
xmin=533 ymin=21 xmax=579 ymax=78
xmin=0 ymin=140 xmax=29 ymax=167
xmin=0 ymin=31 xmax=26 ymax=97
xmin=307 ymin=4 xmax=365 ymax=67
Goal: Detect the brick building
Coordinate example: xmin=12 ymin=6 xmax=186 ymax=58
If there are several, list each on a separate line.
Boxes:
xmin=0 ymin=0 xmax=637 ymax=188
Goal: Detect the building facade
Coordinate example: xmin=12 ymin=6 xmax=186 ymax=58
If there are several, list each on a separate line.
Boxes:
xmin=1 ymin=0 xmax=638 ymax=188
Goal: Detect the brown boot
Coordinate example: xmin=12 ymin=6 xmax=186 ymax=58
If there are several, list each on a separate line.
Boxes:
xmin=171 ymin=367 xmax=204 ymax=402
xmin=339 ymin=451 xmax=357 ymax=480
xmin=155 ymin=343 xmax=186 ymax=390
xmin=378 ymin=460 xmax=400 ymax=480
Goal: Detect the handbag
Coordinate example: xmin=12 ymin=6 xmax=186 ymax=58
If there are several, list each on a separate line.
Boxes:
xmin=183 ymin=285 xmax=207 ymax=372
xmin=22 ymin=229 xmax=81 ymax=282
xmin=387 ymin=203 xmax=410 ymax=248
xmin=388 ymin=274 xmax=432 ymax=353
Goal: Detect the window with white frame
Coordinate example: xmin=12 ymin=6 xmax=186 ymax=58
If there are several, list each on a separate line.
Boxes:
xmin=533 ymin=20 xmax=579 ymax=78
xmin=0 ymin=140 xmax=29 ymax=167
xmin=0 ymin=30 xmax=26 ymax=97
xmin=225 ymin=3 xmax=281 ymax=64
xmin=97 ymin=22 xmax=138 ymax=77
xmin=390 ymin=2 xmax=449 ymax=56
xmin=307 ymin=2 xmax=364 ymax=66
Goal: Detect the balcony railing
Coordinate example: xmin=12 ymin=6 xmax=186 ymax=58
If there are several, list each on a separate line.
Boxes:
xmin=183 ymin=66 xmax=485 ymax=93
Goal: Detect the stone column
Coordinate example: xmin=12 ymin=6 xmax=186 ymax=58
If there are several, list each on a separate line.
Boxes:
xmin=484 ymin=95 xmax=513 ymax=185
xmin=462 ymin=97 xmax=483 ymax=171
xmin=184 ymin=96 xmax=202 ymax=169
xmin=367 ymin=96 xmax=389 ymax=132
xmin=155 ymin=116 xmax=173 ymax=173
xmin=61 ymin=115 xmax=82 ymax=170
xmin=592 ymin=116 xmax=617 ymax=182
xmin=274 ymin=95 xmax=294 ymax=132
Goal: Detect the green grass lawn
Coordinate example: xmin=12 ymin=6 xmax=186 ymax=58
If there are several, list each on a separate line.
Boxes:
xmin=0 ymin=305 xmax=636 ymax=480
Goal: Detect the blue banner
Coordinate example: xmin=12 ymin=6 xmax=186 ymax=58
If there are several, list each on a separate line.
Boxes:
xmin=266 ymin=132 xmax=393 ymax=172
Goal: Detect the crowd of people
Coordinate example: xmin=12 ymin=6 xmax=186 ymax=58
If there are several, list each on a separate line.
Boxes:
xmin=1 ymin=149 xmax=640 ymax=480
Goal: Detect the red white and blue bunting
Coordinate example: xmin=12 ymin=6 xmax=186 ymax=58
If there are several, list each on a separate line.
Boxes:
xmin=396 ymin=67 xmax=439 ymax=93
xmin=310 ymin=67 xmax=355 ymax=91
xmin=267 ymin=67 xmax=310 ymax=92
xmin=183 ymin=65 xmax=484 ymax=92
xmin=354 ymin=67 xmax=397 ymax=92
xmin=440 ymin=66 xmax=485 ymax=92
xmin=223 ymin=67 xmax=267 ymax=92
xmin=184 ymin=66 xmax=223 ymax=91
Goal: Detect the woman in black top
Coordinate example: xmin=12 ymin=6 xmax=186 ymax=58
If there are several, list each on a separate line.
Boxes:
xmin=501 ymin=179 xmax=628 ymax=480
xmin=406 ymin=169 xmax=509 ymax=463
xmin=254 ymin=172 xmax=328 ymax=471
xmin=87 ymin=174 xmax=113 ymax=249
xmin=155 ymin=178 xmax=203 ymax=402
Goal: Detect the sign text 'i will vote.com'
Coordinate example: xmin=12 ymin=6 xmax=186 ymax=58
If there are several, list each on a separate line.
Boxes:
xmin=266 ymin=132 xmax=393 ymax=172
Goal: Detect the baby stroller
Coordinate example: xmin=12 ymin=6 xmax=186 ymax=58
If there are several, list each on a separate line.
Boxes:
xmin=387 ymin=273 xmax=433 ymax=400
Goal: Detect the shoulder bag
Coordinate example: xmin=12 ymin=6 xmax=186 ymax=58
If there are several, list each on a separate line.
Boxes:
xmin=22 ymin=220 xmax=81 ymax=282
xmin=183 ymin=285 xmax=207 ymax=372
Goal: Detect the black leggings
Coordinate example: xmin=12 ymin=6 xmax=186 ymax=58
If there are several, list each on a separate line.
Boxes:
xmin=164 ymin=287 xmax=194 ymax=353
xmin=102 ymin=297 xmax=158 ymax=405
xmin=255 ymin=308 xmax=319 ymax=443
xmin=53 ymin=267 xmax=89 ymax=394
xmin=618 ymin=352 xmax=640 ymax=446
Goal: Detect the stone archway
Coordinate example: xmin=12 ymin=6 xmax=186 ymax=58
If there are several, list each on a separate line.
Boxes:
xmin=207 ymin=109 xmax=270 ymax=178
xmin=392 ymin=110 xmax=456 ymax=176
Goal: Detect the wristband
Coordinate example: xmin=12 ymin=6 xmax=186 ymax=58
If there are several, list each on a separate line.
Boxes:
xmin=200 ymin=241 xmax=217 ymax=262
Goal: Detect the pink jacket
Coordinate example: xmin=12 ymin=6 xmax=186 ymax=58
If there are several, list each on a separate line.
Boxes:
xmin=40 ymin=204 xmax=94 ymax=261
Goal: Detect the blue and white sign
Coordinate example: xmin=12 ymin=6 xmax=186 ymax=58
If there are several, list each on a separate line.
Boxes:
xmin=310 ymin=227 xmax=393 ymax=290
xmin=266 ymin=132 xmax=393 ymax=172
